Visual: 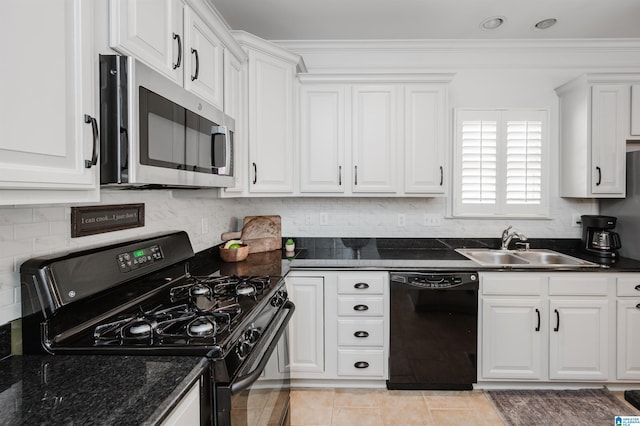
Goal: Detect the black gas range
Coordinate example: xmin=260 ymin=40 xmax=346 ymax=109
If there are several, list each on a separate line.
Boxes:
xmin=20 ymin=231 xmax=294 ymax=426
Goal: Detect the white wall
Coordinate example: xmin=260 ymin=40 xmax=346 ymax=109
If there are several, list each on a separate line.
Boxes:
xmin=3 ymin=39 xmax=639 ymax=325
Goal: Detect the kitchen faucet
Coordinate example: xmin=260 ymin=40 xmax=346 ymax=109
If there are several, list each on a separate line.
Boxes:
xmin=501 ymin=226 xmax=528 ymax=250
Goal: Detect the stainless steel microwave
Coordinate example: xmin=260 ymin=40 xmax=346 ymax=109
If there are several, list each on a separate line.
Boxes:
xmin=99 ymin=55 xmax=234 ymax=188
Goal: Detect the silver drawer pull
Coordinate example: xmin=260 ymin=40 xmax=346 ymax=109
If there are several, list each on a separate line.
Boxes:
xmin=353 ymin=304 xmax=369 ymax=311
xmin=354 ymin=361 xmax=369 ymax=369
xmin=354 ymin=331 xmax=369 ymax=338
xmin=354 ymin=282 xmax=369 ymax=290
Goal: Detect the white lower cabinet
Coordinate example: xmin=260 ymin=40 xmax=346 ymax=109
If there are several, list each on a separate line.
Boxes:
xmin=617 ymin=274 xmax=640 ymax=380
xmin=480 ymin=272 xmax=615 ymax=383
xmin=287 ymin=275 xmax=325 ymax=376
xmin=287 ymin=270 xmax=389 ymax=384
xmin=160 ymin=381 xmax=200 ymax=426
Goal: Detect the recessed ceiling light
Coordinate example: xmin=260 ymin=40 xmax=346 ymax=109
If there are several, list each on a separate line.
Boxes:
xmin=535 ymin=18 xmax=557 ymax=30
xmin=481 ymin=16 xmax=506 ymax=30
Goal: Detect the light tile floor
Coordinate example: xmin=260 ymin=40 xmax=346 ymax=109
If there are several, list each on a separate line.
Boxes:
xmin=290 ymin=388 xmax=639 ymax=426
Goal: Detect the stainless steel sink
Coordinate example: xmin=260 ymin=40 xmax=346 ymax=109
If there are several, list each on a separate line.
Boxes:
xmin=456 ymin=248 xmax=600 ymax=268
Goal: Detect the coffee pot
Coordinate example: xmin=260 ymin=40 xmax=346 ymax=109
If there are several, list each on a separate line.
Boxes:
xmin=581 ymin=215 xmax=622 ymax=259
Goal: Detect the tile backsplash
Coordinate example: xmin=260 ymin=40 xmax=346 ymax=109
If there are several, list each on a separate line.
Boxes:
xmin=0 ymin=190 xmax=596 ymax=325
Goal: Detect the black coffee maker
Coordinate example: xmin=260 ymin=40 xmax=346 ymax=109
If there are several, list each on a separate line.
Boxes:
xmin=581 ymin=215 xmax=622 ymax=260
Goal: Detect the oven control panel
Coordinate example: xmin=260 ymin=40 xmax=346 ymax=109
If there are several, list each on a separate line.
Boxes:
xmin=117 ymin=244 xmax=164 ymax=272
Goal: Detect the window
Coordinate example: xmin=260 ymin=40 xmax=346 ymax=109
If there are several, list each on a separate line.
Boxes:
xmin=453 ymin=109 xmax=548 ymax=218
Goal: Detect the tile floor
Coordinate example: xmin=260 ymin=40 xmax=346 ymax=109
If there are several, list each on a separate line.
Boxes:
xmin=290 ymin=388 xmax=639 ymax=426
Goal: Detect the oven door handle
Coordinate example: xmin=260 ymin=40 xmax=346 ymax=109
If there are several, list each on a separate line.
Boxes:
xmin=230 ymin=300 xmax=295 ymax=395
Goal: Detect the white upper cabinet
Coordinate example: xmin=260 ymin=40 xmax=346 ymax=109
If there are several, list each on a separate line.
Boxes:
xmin=183 ymin=6 xmax=224 ymax=110
xmin=110 ymin=0 xmax=184 ymax=85
xmin=297 ymin=77 xmax=451 ymax=197
xmin=299 ymin=85 xmax=347 ymax=193
xmin=235 ymin=33 xmax=300 ymax=194
xmin=352 ymin=85 xmax=398 ymax=193
xmin=0 ymin=0 xmax=99 ymax=205
xmin=555 ymin=74 xmax=640 ymax=198
xmin=110 ymin=0 xmax=232 ymax=110
xmin=403 ymin=85 xmax=447 ymax=194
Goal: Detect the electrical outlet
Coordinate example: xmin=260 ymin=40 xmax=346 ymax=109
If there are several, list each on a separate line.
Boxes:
xmin=397 ymin=214 xmax=406 ymax=227
xmin=305 ymin=213 xmax=313 ymax=225
xmin=201 ymin=217 xmax=209 ymax=234
xmin=424 ymin=214 xmax=441 ymax=227
xmin=572 ymin=214 xmax=582 ymax=228
xmin=319 ymin=212 xmax=328 ymax=226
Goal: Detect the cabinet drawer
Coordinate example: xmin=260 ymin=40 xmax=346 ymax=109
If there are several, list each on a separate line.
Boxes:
xmin=337 ymin=296 xmax=384 ymax=316
xmin=617 ymin=275 xmax=640 ymax=296
xmin=548 ymin=275 xmax=610 ymax=296
xmin=337 ymin=349 xmax=384 ymax=377
xmin=337 ymin=319 xmax=384 ymax=346
xmin=482 ymin=274 xmax=544 ymax=296
xmin=338 ymin=273 xmax=385 ymax=294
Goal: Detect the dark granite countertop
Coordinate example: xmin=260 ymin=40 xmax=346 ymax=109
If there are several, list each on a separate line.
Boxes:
xmin=0 ymin=354 xmax=208 ymax=426
xmin=284 ymin=237 xmax=640 ymax=271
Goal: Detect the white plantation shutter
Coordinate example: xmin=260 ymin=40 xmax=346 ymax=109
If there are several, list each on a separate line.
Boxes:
xmin=454 ymin=109 xmax=548 ymax=218
xmin=506 ymin=120 xmax=542 ymax=204
xmin=461 ymin=120 xmax=497 ymax=204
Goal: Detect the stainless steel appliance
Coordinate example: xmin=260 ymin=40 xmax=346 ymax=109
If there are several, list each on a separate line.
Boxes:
xmin=99 ymin=55 xmax=235 ymax=188
xmin=601 ymin=150 xmax=640 ymax=261
xmin=20 ymin=231 xmax=293 ymax=426
xmin=580 ymin=214 xmax=621 ymax=260
xmin=387 ymin=271 xmax=478 ymax=390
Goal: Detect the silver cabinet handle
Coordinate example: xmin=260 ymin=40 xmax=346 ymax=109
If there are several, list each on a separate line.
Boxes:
xmin=353 ymin=304 xmax=368 ymax=311
xmin=190 ymin=48 xmax=199 ymax=81
xmin=172 ymin=33 xmax=182 ymax=69
xmin=354 ymin=361 xmax=369 ymax=369
xmin=84 ymin=114 xmax=99 ymax=168
xmin=354 ymin=165 xmax=358 ymax=185
xmin=354 ymin=282 xmax=369 ymax=290
xmin=354 ymin=331 xmax=369 ymax=338
xmin=338 ymin=165 xmax=342 ymax=186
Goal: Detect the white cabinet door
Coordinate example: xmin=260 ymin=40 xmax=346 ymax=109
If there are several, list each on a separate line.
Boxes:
xmin=548 ymin=299 xmax=609 ymax=381
xmin=352 ymin=86 xmax=398 ymax=193
xmin=590 ymin=84 xmax=628 ymax=196
xmin=160 ymin=381 xmax=200 ymax=426
xmin=183 ymin=6 xmax=223 ymax=110
xmin=110 ymin=0 xmax=184 ymax=84
xmin=403 ymin=85 xmax=447 ymax=194
xmin=220 ymin=52 xmax=245 ymax=196
xmin=247 ymin=49 xmax=295 ymax=193
xmin=632 ymin=84 xmax=640 ymax=137
xmin=0 ymin=0 xmax=98 ymax=204
xmin=481 ymin=298 xmax=543 ymax=380
xmin=617 ymin=299 xmax=640 ymax=380
xmin=224 ymin=52 xmax=243 ymax=121
xmin=299 ymin=85 xmax=347 ymax=193
xmin=288 ymin=276 xmax=324 ymax=375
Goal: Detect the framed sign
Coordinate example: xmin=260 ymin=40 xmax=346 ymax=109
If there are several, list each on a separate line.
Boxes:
xmin=71 ymin=204 xmax=145 ymax=237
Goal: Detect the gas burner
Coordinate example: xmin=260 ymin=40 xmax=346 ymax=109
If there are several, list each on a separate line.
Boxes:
xmin=187 ymin=317 xmax=217 ymax=337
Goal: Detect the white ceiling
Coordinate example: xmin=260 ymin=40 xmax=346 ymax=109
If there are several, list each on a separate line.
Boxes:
xmin=211 ymin=0 xmax=640 ymax=40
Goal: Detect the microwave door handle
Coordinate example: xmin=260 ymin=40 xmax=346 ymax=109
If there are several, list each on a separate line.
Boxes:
xmin=211 ymin=126 xmax=227 ymax=170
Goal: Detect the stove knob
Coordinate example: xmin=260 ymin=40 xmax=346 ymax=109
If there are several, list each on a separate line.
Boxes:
xmin=270 ymin=294 xmax=284 ymax=308
xmin=244 ymin=328 xmax=261 ymax=344
xmin=236 ymin=341 xmax=251 ymax=360
xmin=277 ymin=289 xmax=288 ymax=300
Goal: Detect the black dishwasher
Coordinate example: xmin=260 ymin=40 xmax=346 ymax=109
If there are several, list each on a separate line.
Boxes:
xmin=387 ymin=271 xmax=478 ymax=390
